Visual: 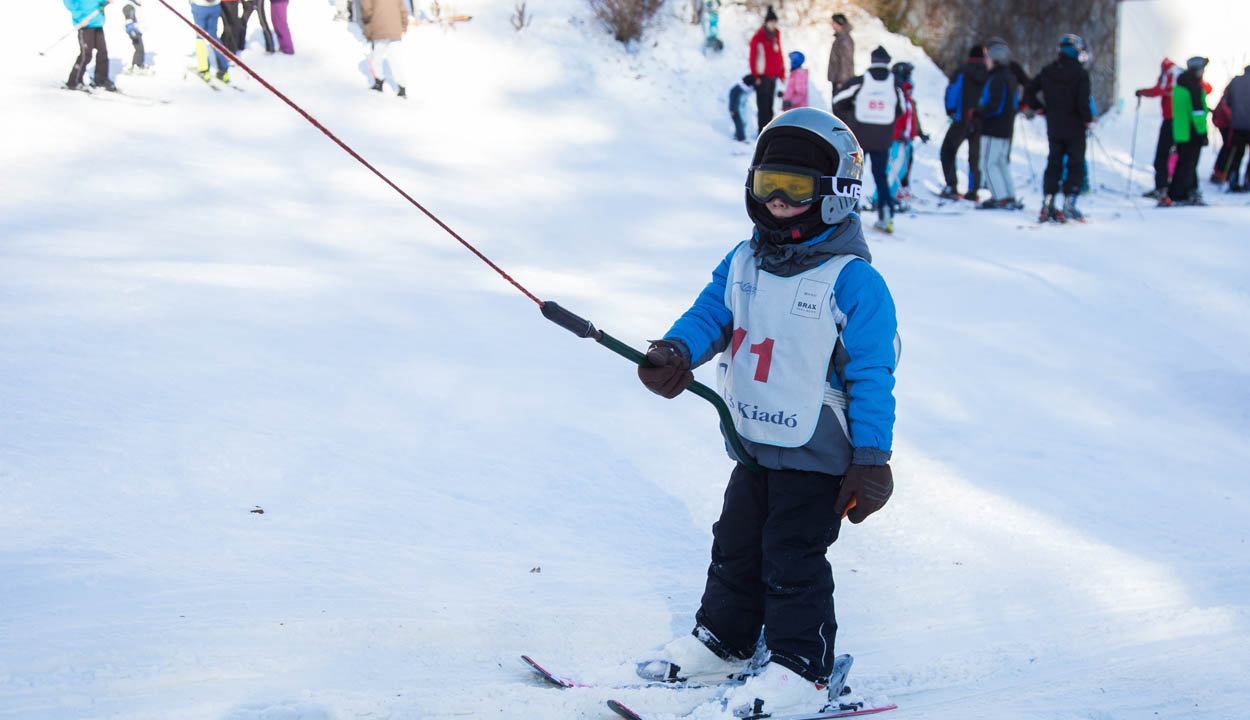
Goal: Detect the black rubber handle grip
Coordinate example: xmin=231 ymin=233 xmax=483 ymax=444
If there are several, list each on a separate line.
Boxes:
xmin=541 ymin=301 xmax=599 ymax=339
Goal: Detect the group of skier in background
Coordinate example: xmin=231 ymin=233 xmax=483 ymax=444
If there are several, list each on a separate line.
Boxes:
xmin=60 ymin=0 xmax=293 ymax=91
xmin=729 ymin=7 xmax=1250 ymax=233
xmin=60 ymin=0 xmax=447 ymax=98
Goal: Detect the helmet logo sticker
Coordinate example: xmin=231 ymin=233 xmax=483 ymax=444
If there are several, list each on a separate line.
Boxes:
xmin=833 ymin=178 xmax=862 ymax=200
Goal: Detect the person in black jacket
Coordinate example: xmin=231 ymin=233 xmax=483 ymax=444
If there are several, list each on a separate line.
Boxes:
xmin=975 ymin=42 xmax=1022 ymax=209
xmin=939 ymin=45 xmax=988 ymax=200
xmin=1025 ymin=34 xmax=1093 ymax=222
xmin=833 ymin=45 xmax=907 ymax=233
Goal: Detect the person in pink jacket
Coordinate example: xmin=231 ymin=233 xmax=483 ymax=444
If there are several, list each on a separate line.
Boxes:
xmin=781 ymin=51 xmax=809 ymax=110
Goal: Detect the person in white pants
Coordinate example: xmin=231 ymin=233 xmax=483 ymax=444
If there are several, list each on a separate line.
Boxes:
xmin=361 ymin=0 xmax=408 ymax=97
xmin=975 ymin=41 xmax=1023 ymax=209
xmin=370 ymin=39 xmax=407 ymax=96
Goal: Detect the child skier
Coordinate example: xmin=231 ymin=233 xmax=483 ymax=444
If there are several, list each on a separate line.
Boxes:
xmin=729 ymin=74 xmax=757 ymax=142
xmin=121 ymin=1 xmax=148 ymax=73
xmin=782 ymin=51 xmax=809 ymax=111
xmin=634 ymin=107 xmax=898 ymax=720
xmin=64 ymin=0 xmax=115 ymax=91
xmin=833 ymin=45 xmax=906 ymax=233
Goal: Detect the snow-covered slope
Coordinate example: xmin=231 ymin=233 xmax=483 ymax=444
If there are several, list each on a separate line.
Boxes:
xmin=2 ymin=2 xmax=1249 ymax=719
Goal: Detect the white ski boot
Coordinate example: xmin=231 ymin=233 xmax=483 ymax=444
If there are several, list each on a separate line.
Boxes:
xmin=636 ymin=633 xmax=746 ymax=684
xmin=721 ymin=662 xmax=830 ymax=718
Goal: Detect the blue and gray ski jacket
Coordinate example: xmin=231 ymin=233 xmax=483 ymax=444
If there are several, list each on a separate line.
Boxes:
xmin=65 ymin=0 xmax=106 ymax=28
xmin=663 ymin=214 xmax=897 ymax=474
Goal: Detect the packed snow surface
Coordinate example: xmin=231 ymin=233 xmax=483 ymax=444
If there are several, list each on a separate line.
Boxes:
xmin=3 ymin=1 xmax=1249 ymax=719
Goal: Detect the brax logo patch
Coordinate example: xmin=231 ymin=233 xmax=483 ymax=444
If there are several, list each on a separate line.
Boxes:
xmin=791 ymin=278 xmax=828 ymax=319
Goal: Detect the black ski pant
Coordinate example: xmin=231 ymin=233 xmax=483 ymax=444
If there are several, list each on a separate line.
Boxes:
xmin=1152 ymin=120 xmax=1175 ymax=192
xmin=940 ymin=119 xmax=980 ymax=192
xmin=126 ymin=29 xmax=145 ymax=67
xmin=1218 ymin=128 xmax=1250 ymax=187
xmin=1168 ymin=137 xmax=1204 ymax=201
xmin=68 ymin=27 xmax=109 ymax=87
xmin=868 ymin=149 xmax=894 ymax=219
xmin=220 ymin=0 xmax=244 ymax=51
xmin=695 ymin=463 xmax=844 ymax=683
xmin=1043 ymin=134 xmax=1086 ymax=196
xmin=756 ymin=76 xmax=777 ymax=135
xmin=240 ymin=0 xmax=275 ymax=53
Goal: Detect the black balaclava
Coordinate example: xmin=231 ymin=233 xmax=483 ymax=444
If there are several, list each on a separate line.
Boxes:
xmin=747 ymin=129 xmax=840 ymax=246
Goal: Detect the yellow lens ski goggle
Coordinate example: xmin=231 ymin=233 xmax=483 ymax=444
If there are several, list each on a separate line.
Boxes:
xmin=748 ymin=165 xmax=823 ymax=206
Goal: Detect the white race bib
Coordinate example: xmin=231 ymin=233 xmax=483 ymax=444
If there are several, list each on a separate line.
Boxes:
xmin=716 ymin=244 xmax=859 ymax=447
xmin=854 ymin=73 xmax=898 ymax=125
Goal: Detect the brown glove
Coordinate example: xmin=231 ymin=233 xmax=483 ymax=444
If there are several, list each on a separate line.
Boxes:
xmin=637 ymin=341 xmax=693 ymax=399
xmin=835 ymin=464 xmax=893 ymax=524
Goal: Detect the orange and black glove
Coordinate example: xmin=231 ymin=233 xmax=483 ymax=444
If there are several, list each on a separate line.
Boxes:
xmin=835 ymin=464 xmax=893 ymax=523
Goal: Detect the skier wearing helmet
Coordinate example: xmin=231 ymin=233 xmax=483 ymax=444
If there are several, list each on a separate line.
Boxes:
xmin=633 ymin=107 xmax=898 ymax=720
xmin=1025 ymin=33 xmax=1093 ymax=222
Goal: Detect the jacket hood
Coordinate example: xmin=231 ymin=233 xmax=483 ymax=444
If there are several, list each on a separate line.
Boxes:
xmin=751 ymin=215 xmax=871 ymax=277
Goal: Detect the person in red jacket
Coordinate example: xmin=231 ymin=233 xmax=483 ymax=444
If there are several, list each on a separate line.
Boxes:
xmin=749 ymin=6 xmax=785 ymax=133
xmin=1136 ymin=58 xmax=1183 ymax=197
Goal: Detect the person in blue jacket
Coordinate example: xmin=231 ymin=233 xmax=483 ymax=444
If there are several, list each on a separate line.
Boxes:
xmin=64 ymin=0 xmax=115 ymax=91
xmin=633 ymin=108 xmax=898 ymax=719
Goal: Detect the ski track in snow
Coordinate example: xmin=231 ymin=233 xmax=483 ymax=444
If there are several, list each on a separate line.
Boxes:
xmin=3 ymin=1 xmax=1250 ymax=719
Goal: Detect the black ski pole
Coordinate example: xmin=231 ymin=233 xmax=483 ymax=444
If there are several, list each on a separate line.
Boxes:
xmin=541 ymin=301 xmax=764 ymax=477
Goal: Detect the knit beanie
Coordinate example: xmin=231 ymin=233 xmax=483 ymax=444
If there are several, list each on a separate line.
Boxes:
xmin=765 ymin=5 xmax=778 ymax=23
xmin=870 ymin=45 xmax=891 ymax=66
xmin=969 ymin=44 xmax=984 ymax=59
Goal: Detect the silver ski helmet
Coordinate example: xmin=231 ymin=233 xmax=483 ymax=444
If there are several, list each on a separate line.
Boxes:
xmin=746 ymin=107 xmax=865 ymax=238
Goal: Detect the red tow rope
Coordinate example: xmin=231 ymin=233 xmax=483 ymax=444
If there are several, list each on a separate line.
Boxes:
xmin=151 ymin=0 xmax=544 ymax=307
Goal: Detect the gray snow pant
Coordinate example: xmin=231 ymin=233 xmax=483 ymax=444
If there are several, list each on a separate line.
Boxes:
xmin=980 ymin=135 xmax=1015 ymax=201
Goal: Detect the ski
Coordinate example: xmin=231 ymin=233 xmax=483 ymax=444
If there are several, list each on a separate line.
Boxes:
xmin=606 ymin=698 xmax=898 ymax=720
xmin=59 ymin=83 xmax=169 ymax=105
xmin=520 ymin=655 xmax=592 ymax=689
xmin=184 ymin=66 xmax=244 ymax=92
xmin=520 ymin=655 xmax=725 ymax=690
